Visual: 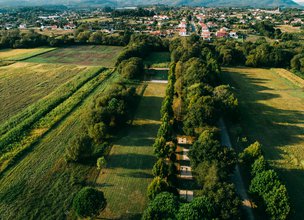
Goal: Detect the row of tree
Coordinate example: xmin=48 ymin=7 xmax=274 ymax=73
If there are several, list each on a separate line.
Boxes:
xmin=240 ymin=142 xmax=290 ymax=219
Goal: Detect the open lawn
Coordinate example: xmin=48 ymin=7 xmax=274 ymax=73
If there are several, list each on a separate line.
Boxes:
xmin=96 ymin=82 xmax=167 ymax=219
xmin=0 ymin=72 xmax=120 ymax=220
xmin=222 ymin=67 xmax=304 ymax=219
xmin=144 ymin=52 xmax=171 ymax=68
xmin=0 ymin=62 xmax=95 ymax=124
xmin=0 ymin=47 xmax=55 ymax=61
xmin=25 ymin=45 xmax=123 ymax=67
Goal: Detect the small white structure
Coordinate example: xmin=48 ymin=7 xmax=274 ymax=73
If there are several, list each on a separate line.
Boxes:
xmin=229 ymin=31 xmax=239 ymax=39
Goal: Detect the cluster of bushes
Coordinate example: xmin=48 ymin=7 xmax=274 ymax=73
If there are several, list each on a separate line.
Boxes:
xmin=147 ymin=63 xmax=178 ymax=201
xmin=65 ymin=81 xmax=138 ymax=163
xmin=117 ymin=57 xmax=144 ymax=80
xmin=240 ymin=141 xmax=290 ymax=219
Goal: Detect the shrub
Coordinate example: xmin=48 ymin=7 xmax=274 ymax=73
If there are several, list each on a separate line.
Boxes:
xmin=239 ymin=141 xmax=262 ymax=166
xmin=147 ymin=177 xmax=170 ymax=200
xmin=72 ymin=187 xmax=106 ymax=218
xmin=65 ymin=135 xmax=92 ymax=162
xmin=251 ymin=156 xmax=267 ymax=176
xmin=152 ymin=158 xmax=169 ymax=178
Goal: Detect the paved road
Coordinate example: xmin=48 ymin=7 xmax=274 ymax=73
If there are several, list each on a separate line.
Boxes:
xmin=219 ymin=118 xmax=255 ymax=220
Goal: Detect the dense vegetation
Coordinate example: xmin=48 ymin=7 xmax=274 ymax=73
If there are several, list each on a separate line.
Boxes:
xmin=144 ymin=36 xmax=242 ymax=219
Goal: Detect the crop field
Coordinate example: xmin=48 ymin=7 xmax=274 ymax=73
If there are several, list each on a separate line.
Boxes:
xmin=144 ymin=52 xmax=171 ymax=68
xmin=0 ymin=62 xmax=96 ymax=124
xmin=0 ymin=72 xmax=120 ymax=219
xmin=0 ymin=48 xmax=55 ymax=61
xmin=95 ymin=83 xmax=167 ymax=219
xmin=222 ymin=67 xmax=304 ymax=219
xmin=25 ymin=45 xmax=123 ymax=67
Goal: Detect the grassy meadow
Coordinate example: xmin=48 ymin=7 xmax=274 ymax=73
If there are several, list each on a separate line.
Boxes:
xmin=95 ymin=83 xmax=167 ymax=219
xmin=26 ymin=45 xmax=123 ymax=67
xmin=144 ymin=52 xmax=171 ymax=68
xmin=222 ymin=67 xmax=304 ymax=219
xmin=0 ymin=62 xmax=95 ymax=123
xmin=0 ymin=47 xmax=56 ymax=61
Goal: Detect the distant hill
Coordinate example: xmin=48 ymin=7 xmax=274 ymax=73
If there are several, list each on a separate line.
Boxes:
xmin=0 ymin=0 xmax=300 ymax=8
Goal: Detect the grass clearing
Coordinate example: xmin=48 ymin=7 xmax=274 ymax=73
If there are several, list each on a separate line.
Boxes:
xmin=144 ymin=52 xmax=171 ymax=68
xmin=0 ymin=62 xmax=96 ymax=124
xmin=276 ymin=25 xmax=302 ymax=33
xmin=0 ymin=47 xmax=55 ymax=61
xmin=25 ymin=45 xmax=124 ymax=67
xmin=0 ymin=72 xmax=121 ymax=220
xmin=95 ymin=82 xmax=167 ymax=219
xmin=222 ymin=67 xmax=304 ymax=219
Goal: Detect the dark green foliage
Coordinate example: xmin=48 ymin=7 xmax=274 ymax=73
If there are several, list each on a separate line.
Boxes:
xmin=65 ymin=134 xmax=92 ymax=162
xmin=147 ymin=177 xmax=171 ymax=200
xmin=72 ymin=187 xmax=106 ymax=218
xmin=264 ymin=185 xmax=290 ymax=220
xmin=199 ymin=182 xmax=241 ymax=219
xmin=142 ymin=192 xmax=179 ymax=220
xmin=188 ymin=127 xmax=221 ymax=167
xmin=251 ymin=156 xmax=268 ymax=176
xmin=88 ymin=122 xmax=107 ymax=144
xmin=249 ymin=170 xmax=281 ymax=196
xmin=152 ymin=158 xmax=169 ymax=178
xmin=177 ymin=196 xmax=215 ymax=220
xmin=291 ymin=53 xmax=304 ymax=73
xmin=117 ymin=57 xmax=144 ymax=79
xmin=213 ymin=85 xmax=239 ymax=119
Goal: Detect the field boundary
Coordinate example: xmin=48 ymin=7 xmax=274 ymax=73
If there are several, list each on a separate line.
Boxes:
xmin=4 ymin=48 xmax=57 ymax=61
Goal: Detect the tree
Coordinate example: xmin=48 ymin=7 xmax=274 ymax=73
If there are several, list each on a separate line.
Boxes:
xmin=249 ymin=170 xmax=281 ymax=196
xmin=264 ymin=185 xmax=290 ymax=220
xmin=65 ymin=135 xmax=92 ymax=162
xmin=117 ymin=57 xmax=144 ymax=79
xmin=73 ymin=187 xmax=106 ymax=218
xmin=147 ymin=177 xmax=170 ymax=200
xmin=152 ymin=158 xmax=169 ymax=178
xmin=177 ymin=196 xmax=215 ymax=220
xmin=200 ymin=182 xmax=241 ymax=219
xmin=188 ymin=127 xmax=221 ymax=167
xmin=97 ymin=157 xmax=107 ymax=171
xmin=88 ymin=122 xmax=107 ymax=144
xmin=213 ymin=85 xmax=238 ymax=119
xmin=195 ymin=161 xmax=220 ymax=190
xmin=142 ymin=192 xmax=179 ymax=220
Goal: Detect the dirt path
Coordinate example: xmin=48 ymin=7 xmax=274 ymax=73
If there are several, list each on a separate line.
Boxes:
xmin=219 ymin=118 xmax=255 ymax=220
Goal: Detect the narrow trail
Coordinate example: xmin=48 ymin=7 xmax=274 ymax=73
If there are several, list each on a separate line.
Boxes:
xmin=219 ymin=118 xmax=255 ymax=220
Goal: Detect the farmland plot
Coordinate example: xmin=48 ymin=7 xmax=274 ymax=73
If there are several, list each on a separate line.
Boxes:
xmin=0 ymin=62 xmax=95 ymax=123
xmin=25 ymin=45 xmax=123 ymax=67
xmin=0 ymin=48 xmax=55 ymax=61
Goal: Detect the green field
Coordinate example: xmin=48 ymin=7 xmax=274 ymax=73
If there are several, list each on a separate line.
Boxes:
xmin=95 ymin=83 xmax=167 ymax=219
xmin=0 ymin=71 xmax=121 ymax=219
xmin=0 ymin=47 xmax=55 ymax=61
xmin=144 ymin=52 xmax=171 ymax=68
xmin=25 ymin=45 xmax=123 ymax=67
xmin=0 ymin=62 xmax=95 ymax=124
xmin=222 ymin=67 xmax=304 ymax=219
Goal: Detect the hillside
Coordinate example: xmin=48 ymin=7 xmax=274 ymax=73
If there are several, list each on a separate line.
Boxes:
xmin=0 ymin=0 xmax=300 ymax=8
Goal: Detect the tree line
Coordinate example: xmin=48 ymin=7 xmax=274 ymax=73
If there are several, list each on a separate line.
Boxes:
xmin=240 ymin=141 xmax=290 ymax=219
xmin=143 ymin=36 xmax=241 ymax=219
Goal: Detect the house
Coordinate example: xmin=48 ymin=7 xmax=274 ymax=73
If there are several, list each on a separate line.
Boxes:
xmin=216 ymin=28 xmax=228 ymax=38
xmin=179 ymin=28 xmax=187 ymax=37
xmin=19 ymin=24 xmax=27 ymax=29
xmin=201 ymin=29 xmax=211 ymax=40
xmin=229 ymin=31 xmax=238 ymax=39
xmin=178 ymin=21 xmax=187 ymax=29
